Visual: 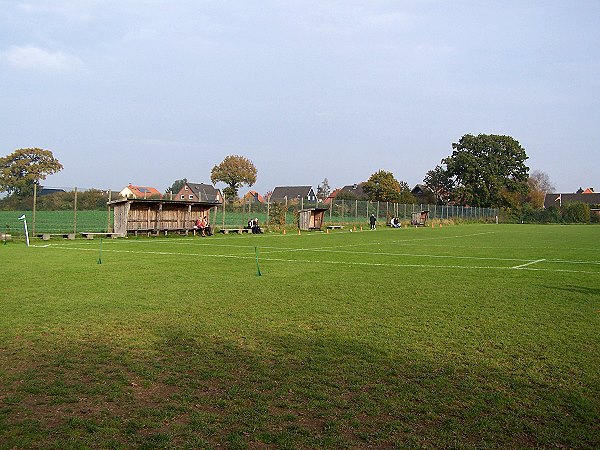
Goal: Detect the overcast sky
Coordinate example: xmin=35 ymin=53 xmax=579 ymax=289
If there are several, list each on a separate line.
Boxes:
xmin=1 ymin=0 xmax=598 ymax=195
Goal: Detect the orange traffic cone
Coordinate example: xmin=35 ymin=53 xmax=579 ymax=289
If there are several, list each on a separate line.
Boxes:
xmin=298 ymin=229 xmax=301 ymax=235
xmin=439 ymin=223 xmax=442 ymax=228
xmin=432 ymin=222 xmax=434 ymax=228
xmin=353 ymin=225 xmax=356 ymax=231
xmin=283 ymin=229 xmax=286 ymax=235
xmin=326 ymin=228 xmax=329 ymax=234
xmin=360 ymin=226 xmax=363 ymax=231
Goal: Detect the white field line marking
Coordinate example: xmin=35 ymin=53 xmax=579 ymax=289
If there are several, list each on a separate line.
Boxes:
xmin=512 ymin=259 xmax=546 ymax=269
xmin=261 ymin=231 xmax=497 ymax=254
xmin=47 ymin=238 xmax=600 ymax=267
xmin=34 ymin=246 xmax=600 ymax=275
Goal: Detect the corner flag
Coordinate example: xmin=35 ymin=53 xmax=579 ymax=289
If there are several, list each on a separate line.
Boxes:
xmin=18 ymin=214 xmax=25 ymax=220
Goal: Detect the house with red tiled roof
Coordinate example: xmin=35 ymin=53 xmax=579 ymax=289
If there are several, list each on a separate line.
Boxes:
xmin=119 ymin=184 xmax=162 ymax=199
xmin=241 ymin=190 xmax=264 ymax=204
xmin=323 ymin=188 xmax=341 ymax=204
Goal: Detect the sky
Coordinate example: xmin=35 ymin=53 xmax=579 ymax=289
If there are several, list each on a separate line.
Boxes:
xmin=1 ymin=0 xmax=599 ymax=195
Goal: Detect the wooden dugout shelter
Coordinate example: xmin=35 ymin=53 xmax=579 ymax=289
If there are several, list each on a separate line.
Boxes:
xmin=298 ymin=208 xmax=328 ymax=231
xmin=411 ymin=210 xmax=430 ymax=227
xmin=109 ymin=198 xmax=221 ymax=236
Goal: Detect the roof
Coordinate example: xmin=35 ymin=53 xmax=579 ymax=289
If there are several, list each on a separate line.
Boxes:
xmin=270 ymin=186 xmax=314 ymax=201
xmin=108 ymin=197 xmax=218 ymax=207
xmin=243 ymin=190 xmax=265 ymax=202
xmin=544 ymin=193 xmax=600 ymax=208
xmin=122 ymin=184 xmax=161 ymax=198
xmin=411 ymin=184 xmax=432 ymax=195
xmin=337 ymin=183 xmax=367 ymax=199
xmin=186 ymin=182 xmax=221 ymax=202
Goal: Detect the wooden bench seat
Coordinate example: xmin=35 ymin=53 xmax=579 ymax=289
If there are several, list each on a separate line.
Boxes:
xmin=79 ymin=232 xmax=120 ymax=239
xmin=37 ymin=233 xmax=76 ymax=240
xmin=326 ymin=225 xmax=344 ymax=230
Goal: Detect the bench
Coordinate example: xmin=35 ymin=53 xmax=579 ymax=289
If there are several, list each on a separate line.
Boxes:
xmin=37 ymin=233 xmax=76 ymax=240
xmin=219 ymin=228 xmax=251 ymax=234
xmin=326 ymin=225 xmax=344 ymax=230
xmin=80 ymin=232 xmax=120 ymax=239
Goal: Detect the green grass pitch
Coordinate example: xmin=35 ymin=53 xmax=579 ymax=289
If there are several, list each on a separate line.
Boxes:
xmin=1 ymin=224 xmax=599 ymax=448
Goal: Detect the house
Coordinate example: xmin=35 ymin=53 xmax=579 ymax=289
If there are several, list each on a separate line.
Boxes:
xmin=411 ymin=184 xmax=435 ymax=204
xmin=323 ymin=188 xmax=341 ymax=204
xmin=544 ymin=192 xmax=600 ymax=209
xmin=240 ymin=190 xmax=264 ymax=204
xmin=335 ymin=183 xmax=368 ymax=200
xmin=270 ymin=186 xmax=317 ymax=203
xmin=119 ymin=184 xmax=162 ymax=199
xmin=576 ymin=187 xmax=595 ymax=194
xmin=174 ymin=182 xmax=222 ymax=203
xmin=39 ymin=187 xmax=66 ymax=197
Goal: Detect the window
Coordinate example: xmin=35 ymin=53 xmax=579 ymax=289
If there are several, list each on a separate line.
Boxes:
xmin=180 ymin=195 xmax=185 ymax=200
xmin=184 ymin=186 xmax=188 ymax=191
xmin=189 ymin=195 xmax=194 ymax=199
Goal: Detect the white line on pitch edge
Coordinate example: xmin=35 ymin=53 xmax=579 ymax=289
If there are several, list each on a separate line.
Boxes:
xmin=512 ymin=259 xmax=546 ymax=269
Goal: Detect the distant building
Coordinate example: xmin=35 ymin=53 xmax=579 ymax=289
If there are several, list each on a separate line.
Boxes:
xmin=38 ymin=187 xmax=66 ymax=196
xmin=544 ymin=191 xmax=600 ymax=208
xmin=174 ymin=182 xmax=222 ymax=203
xmin=335 ymin=183 xmax=368 ymax=200
xmin=411 ymin=184 xmax=435 ymax=204
xmin=241 ymin=190 xmax=264 ymax=204
xmin=576 ymin=187 xmax=595 ymax=194
xmin=270 ymin=186 xmax=317 ymax=203
xmin=119 ymin=184 xmax=162 ymax=199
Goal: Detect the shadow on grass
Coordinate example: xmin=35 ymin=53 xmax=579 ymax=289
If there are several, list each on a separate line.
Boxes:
xmin=1 ymin=327 xmax=598 ymax=449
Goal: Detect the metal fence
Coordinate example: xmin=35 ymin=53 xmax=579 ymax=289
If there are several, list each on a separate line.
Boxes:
xmin=0 ymin=186 xmax=500 ymax=237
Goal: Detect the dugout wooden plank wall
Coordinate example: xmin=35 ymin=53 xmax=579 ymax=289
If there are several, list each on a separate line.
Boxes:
xmin=109 ymin=198 xmax=221 ymax=235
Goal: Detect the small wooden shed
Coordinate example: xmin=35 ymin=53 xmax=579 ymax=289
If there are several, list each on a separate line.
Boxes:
xmin=298 ymin=208 xmax=328 ymax=231
xmin=411 ymin=210 xmax=430 ymax=226
xmin=109 ymin=198 xmax=220 ymax=236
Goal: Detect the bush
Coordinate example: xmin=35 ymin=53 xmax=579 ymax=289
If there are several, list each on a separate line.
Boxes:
xmin=562 ymin=202 xmax=590 ymax=223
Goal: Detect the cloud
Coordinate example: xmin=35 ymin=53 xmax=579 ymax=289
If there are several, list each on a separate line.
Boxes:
xmin=3 ymin=45 xmax=84 ymax=71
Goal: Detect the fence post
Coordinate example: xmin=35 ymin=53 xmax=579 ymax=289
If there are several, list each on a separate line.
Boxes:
xmin=73 ymin=187 xmax=78 ymax=234
xmin=32 ymin=182 xmax=37 ymax=236
xmin=222 ymin=196 xmax=225 ymax=229
xmin=107 ymin=189 xmax=112 ymax=232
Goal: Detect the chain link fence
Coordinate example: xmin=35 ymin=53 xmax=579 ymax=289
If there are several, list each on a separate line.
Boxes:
xmin=0 ymin=186 xmax=500 ymax=239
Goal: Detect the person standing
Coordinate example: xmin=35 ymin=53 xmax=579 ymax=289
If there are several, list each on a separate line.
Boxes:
xmin=369 ymin=214 xmax=377 ymax=230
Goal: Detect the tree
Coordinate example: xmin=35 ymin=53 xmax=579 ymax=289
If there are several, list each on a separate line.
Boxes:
xmin=363 ymin=170 xmax=403 ymax=202
xmin=527 ymin=170 xmax=555 ymax=208
xmin=423 ymin=165 xmax=454 ymax=205
xmin=0 ymin=148 xmax=63 ymax=195
xmin=166 ymin=178 xmax=187 ymax=195
xmin=316 ymin=178 xmax=331 ymax=201
xmin=442 ymin=134 xmax=529 ymax=208
xmin=210 ymin=155 xmax=257 ymax=200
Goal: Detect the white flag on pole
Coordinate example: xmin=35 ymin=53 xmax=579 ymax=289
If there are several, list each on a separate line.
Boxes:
xmin=18 ymin=214 xmax=25 ymax=220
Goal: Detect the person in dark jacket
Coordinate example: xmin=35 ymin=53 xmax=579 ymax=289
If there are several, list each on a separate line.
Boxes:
xmin=369 ymin=214 xmax=377 ymax=230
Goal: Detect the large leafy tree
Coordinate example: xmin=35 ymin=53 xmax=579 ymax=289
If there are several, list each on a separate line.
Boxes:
xmin=363 ymin=170 xmax=406 ymax=202
xmin=442 ymin=134 xmax=529 ymax=208
xmin=423 ymin=165 xmax=454 ymax=205
xmin=526 ymin=170 xmax=555 ymax=208
xmin=0 ymin=148 xmax=63 ymax=195
xmin=210 ymin=155 xmax=257 ymax=200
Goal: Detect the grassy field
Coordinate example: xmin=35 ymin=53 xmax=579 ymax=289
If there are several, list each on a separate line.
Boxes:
xmin=1 ymin=224 xmax=598 ymax=449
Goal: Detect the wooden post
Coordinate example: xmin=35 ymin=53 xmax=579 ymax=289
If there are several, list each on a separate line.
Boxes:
xmin=73 ymin=187 xmax=78 ymax=234
xmin=222 ymin=196 xmax=225 ymax=229
xmin=107 ymin=190 xmax=112 ymax=232
xmin=32 ymin=182 xmax=37 ymax=236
